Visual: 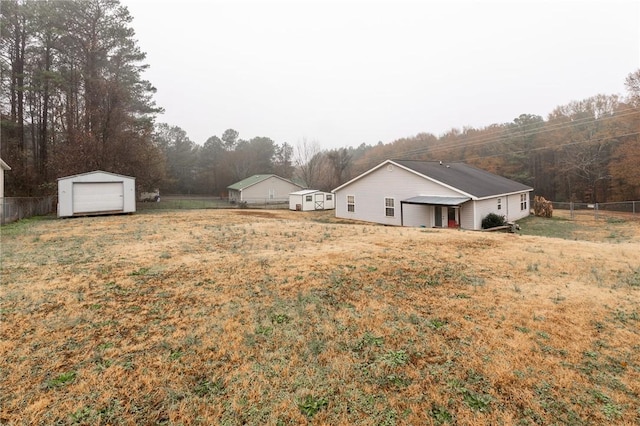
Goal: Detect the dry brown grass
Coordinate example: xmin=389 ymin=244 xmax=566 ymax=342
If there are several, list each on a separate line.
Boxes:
xmin=1 ymin=209 xmax=639 ymax=425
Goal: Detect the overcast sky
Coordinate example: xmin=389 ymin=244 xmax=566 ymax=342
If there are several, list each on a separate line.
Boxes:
xmin=122 ymin=0 xmax=639 ymax=149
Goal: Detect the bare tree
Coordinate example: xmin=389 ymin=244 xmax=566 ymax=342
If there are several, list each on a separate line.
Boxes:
xmin=325 ymin=147 xmax=352 ymax=189
xmin=294 ymin=138 xmax=325 ymax=188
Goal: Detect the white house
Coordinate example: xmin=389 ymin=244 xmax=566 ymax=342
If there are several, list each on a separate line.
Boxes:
xmin=58 ymin=171 xmax=136 ymax=218
xmin=289 ymin=189 xmax=335 ymax=211
xmin=0 ymin=158 xmax=10 ymax=199
xmin=228 ymin=174 xmax=304 ymax=204
xmin=332 ymin=159 xmax=533 ymax=230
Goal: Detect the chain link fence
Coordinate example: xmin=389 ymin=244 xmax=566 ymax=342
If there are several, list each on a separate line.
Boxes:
xmin=550 ymin=200 xmax=639 ymax=221
xmin=2 ymin=194 xmax=637 ymax=225
xmin=136 ymin=195 xmax=289 ymax=212
xmin=1 ymin=196 xmax=57 ymax=225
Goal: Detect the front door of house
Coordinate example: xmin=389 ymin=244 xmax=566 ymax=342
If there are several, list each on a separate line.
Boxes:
xmin=447 ymin=207 xmax=457 ymax=228
xmin=435 ymin=206 xmax=442 ymax=227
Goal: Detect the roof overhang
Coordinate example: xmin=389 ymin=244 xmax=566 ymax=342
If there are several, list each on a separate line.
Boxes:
xmin=474 ymin=188 xmax=533 ymax=201
xmin=402 ymin=196 xmax=471 ymax=206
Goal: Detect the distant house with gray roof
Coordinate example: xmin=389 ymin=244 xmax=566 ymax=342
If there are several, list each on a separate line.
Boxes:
xmin=332 ymin=159 xmax=532 ymax=230
xmin=228 ymin=174 xmax=304 ymax=204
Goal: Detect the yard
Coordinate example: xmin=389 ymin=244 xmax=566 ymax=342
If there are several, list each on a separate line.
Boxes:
xmin=1 ymin=209 xmax=639 ymax=425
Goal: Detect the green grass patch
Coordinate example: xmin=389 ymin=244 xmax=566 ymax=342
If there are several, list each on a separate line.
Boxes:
xmin=518 ymin=215 xmax=581 ymax=239
xmin=45 ymin=371 xmax=76 ymax=388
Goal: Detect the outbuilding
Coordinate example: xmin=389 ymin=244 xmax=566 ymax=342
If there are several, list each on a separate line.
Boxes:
xmin=57 ymin=171 xmax=136 ymax=218
xmin=228 ymin=174 xmax=304 ymax=204
xmin=289 ymin=189 xmax=335 ymax=211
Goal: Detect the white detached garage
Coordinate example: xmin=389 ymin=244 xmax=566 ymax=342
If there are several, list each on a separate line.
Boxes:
xmin=58 ymin=171 xmax=136 ymax=218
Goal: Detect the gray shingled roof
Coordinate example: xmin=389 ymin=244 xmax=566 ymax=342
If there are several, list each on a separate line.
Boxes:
xmin=393 ymin=160 xmax=532 ymax=198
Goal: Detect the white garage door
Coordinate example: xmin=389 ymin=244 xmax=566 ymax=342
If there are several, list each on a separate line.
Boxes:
xmin=72 ymin=182 xmax=124 ymax=214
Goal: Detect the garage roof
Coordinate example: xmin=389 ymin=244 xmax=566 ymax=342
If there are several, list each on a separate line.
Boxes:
xmin=57 ymin=170 xmax=134 ymax=180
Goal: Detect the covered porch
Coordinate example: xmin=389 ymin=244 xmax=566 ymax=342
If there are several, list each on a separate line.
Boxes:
xmin=400 ymin=196 xmax=470 ymax=228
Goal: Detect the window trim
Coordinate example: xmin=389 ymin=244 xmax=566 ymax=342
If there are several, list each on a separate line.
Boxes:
xmin=347 ymin=195 xmax=355 ymax=213
xmin=385 ymin=197 xmax=395 ymax=217
xmin=520 ymin=193 xmax=528 ymax=211
xmin=497 ymin=198 xmax=502 ymax=210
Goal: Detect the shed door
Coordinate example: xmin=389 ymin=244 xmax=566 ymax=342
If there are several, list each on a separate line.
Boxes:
xmin=73 ymin=182 xmax=124 ymax=213
xmin=314 ymin=193 xmax=324 ymax=210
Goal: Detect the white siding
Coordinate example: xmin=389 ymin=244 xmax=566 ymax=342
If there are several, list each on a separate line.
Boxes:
xmin=505 ymin=192 xmax=531 ymax=222
xmin=472 ymin=192 xmax=531 ymax=229
xmin=242 ymin=176 xmax=302 ymax=203
xmin=473 ymin=198 xmax=498 ymax=230
xmin=228 ymin=189 xmax=241 ymax=202
xmin=289 ymin=193 xmax=303 ymax=210
xmin=459 ymin=202 xmax=475 ymax=229
xmin=58 ymin=171 xmax=135 ymax=218
xmin=335 ymin=163 xmax=462 ymax=225
xmin=315 ymin=192 xmax=335 ymax=210
xmin=290 ymin=191 xmax=335 ymax=211
xmin=403 ymin=204 xmax=434 ymax=227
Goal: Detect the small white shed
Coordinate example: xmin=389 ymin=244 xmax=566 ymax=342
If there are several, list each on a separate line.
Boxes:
xmin=58 ymin=171 xmax=136 ymax=218
xmin=289 ymin=189 xmax=335 ymax=211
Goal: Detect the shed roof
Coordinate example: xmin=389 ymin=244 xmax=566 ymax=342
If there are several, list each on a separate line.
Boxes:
xmin=57 ymin=170 xmax=134 ymax=181
xmin=0 ymin=158 xmax=11 ymax=170
xmin=290 ymin=189 xmax=321 ymax=196
xmin=228 ymin=174 xmax=301 ymax=191
xmin=392 ymin=160 xmax=532 ymax=198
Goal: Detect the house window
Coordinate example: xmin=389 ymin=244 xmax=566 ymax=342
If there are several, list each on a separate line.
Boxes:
xmin=305 ymin=195 xmax=313 ymax=202
xmin=326 ymin=194 xmax=332 ymax=201
xmin=347 ymin=195 xmax=355 ymax=212
xmin=520 ymin=193 xmax=528 ymax=210
xmin=497 ymin=198 xmax=502 ymax=210
xmin=385 ymin=197 xmax=395 ymax=217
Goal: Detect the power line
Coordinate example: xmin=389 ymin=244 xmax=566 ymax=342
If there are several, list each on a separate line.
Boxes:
xmin=398 ymin=108 xmax=639 ymax=159
xmin=461 ymin=131 xmax=640 ymax=163
xmin=358 ymin=107 xmax=640 ymax=167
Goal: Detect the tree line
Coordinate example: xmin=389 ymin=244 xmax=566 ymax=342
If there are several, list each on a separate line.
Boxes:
xmin=353 ymin=81 xmax=640 ymax=203
xmin=1 ymin=0 xmax=166 ymax=195
xmin=2 ymin=0 xmax=638 ymax=203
